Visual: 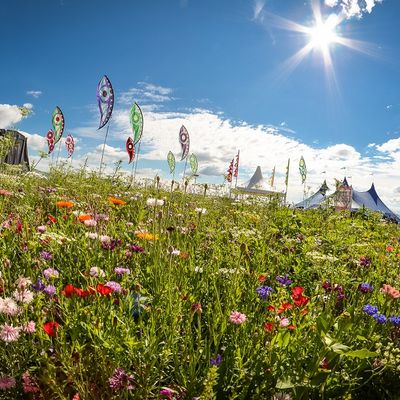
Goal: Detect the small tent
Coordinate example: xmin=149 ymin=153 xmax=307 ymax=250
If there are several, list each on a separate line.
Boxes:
xmin=0 ymin=129 xmax=30 ymax=168
xmin=236 ymin=166 xmax=284 ymax=197
xmin=295 ymin=180 xmax=329 ymax=209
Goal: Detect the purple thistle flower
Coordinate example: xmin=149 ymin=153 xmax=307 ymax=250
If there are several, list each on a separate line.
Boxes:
xmin=128 ymin=244 xmax=145 ymax=253
xmin=373 ymin=313 xmax=387 ymax=324
xmin=363 ymin=304 xmax=378 ymax=316
xmin=256 ymin=286 xmax=273 ymax=300
xmin=43 ymin=285 xmax=56 ymax=296
xmin=389 ymin=316 xmax=400 ymax=326
xmin=210 ymin=354 xmax=222 ymax=366
xmin=40 ymin=251 xmax=53 ymax=261
xmin=322 ymin=281 xmax=332 ymax=292
xmin=32 ymin=279 xmax=45 ymax=292
xmin=358 ymin=283 xmax=373 ymax=293
xmin=114 ymin=267 xmax=131 ymax=276
xmin=105 ymin=281 xmax=122 ymax=293
xmin=108 ymin=368 xmax=135 ymax=391
xmin=276 ymin=274 xmax=293 ymax=286
xmin=43 ymin=268 xmax=59 ymax=280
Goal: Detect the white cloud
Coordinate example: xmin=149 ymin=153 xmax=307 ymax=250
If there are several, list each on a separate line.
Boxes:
xmin=325 ymin=0 xmax=383 ymax=19
xmin=253 ymin=0 xmax=266 ymax=21
xmin=23 ymin=103 xmax=33 ymax=110
xmin=119 ymin=82 xmax=174 ymax=105
xmin=26 ymin=90 xmax=42 ymax=98
xmin=0 ymin=104 xmax=25 ymax=128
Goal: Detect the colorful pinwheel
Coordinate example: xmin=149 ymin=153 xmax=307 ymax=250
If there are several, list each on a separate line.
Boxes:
xmin=46 ymin=130 xmax=55 ymax=154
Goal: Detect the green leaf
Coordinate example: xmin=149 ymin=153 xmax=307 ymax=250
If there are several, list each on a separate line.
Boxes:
xmin=276 ymin=378 xmax=294 ymax=389
xmin=345 ymin=349 xmax=377 ymax=359
xmin=331 ymin=343 xmax=350 ymax=354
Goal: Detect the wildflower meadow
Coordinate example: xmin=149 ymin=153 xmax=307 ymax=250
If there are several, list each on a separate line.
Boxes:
xmin=0 ymin=166 xmax=400 ymax=400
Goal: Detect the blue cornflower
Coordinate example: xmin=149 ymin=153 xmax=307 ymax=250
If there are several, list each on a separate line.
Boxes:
xmin=210 ymin=354 xmax=222 ymax=366
xmin=389 ymin=316 xmax=400 ymax=326
xmin=358 ymin=283 xmax=373 ymax=293
xmin=32 ymin=278 xmax=45 ymax=292
xmin=276 ymin=274 xmax=293 ymax=286
xmin=373 ymin=313 xmax=387 ymax=324
xmin=362 ymin=304 xmax=378 ymax=316
xmin=256 ymin=286 xmax=273 ymax=300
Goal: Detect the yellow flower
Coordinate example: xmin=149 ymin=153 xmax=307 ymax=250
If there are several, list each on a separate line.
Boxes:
xmin=135 ymin=232 xmax=159 ymax=241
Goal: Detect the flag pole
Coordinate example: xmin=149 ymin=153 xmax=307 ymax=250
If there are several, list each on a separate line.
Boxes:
xmin=182 ymin=157 xmax=188 ymax=185
xmin=132 ymin=141 xmax=142 ymax=184
xmin=99 ymin=121 xmax=111 ymax=177
xmin=234 ymin=150 xmax=240 ymax=188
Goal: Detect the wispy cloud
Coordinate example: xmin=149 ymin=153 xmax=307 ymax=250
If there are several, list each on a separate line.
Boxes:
xmin=26 ymin=90 xmax=43 ymax=98
xmin=119 ymin=82 xmax=174 ymax=105
xmin=253 ymin=0 xmax=266 ymax=22
xmin=325 ymin=0 xmax=384 ymax=19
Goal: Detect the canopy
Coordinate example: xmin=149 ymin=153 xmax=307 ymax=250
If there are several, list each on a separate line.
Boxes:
xmin=0 ymin=129 xmax=30 ymax=168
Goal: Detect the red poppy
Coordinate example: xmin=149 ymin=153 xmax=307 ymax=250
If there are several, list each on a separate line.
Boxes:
xmin=48 ymin=215 xmax=57 ymax=224
xmin=267 ymin=305 xmax=276 ymax=312
xmin=292 ymin=287 xmax=304 ymax=297
xmin=258 ymin=274 xmax=267 ymax=282
xmin=43 ymin=321 xmax=60 ymax=337
xmin=96 ymin=284 xmax=113 ymax=296
xmin=292 ymin=286 xmax=309 ymax=307
xmin=263 ymin=322 xmax=274 ymax=332
xmin=61 ymin=284 xmax=76 ymax=297
xmin=287 ymin=324 xmax=297 ymax=330
xmin=277 ymin=302 xmax=293 ymax=313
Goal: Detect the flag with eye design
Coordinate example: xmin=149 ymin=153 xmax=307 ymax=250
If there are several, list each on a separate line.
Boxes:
xmin=96 ymin=75 xmax=114 ymax=129
xmin=126 ymin=137 xmax=135 ymax=163
xmin=179 ymin=125 xmax=190 ymax=161
xmin=130 ymin=103 xmax=144 ymax=145
xmin=167 ymin=151 xmax=175 ymax=174
xmin=189 ymin=153 xmax=198 ymax=175
xmin=52 ymin=106 xmax=65 ymax=144
xmin=46 ymin=130 xmax=55 ymax=154
xmin=65 ymin=134 xmax=74 ymax=158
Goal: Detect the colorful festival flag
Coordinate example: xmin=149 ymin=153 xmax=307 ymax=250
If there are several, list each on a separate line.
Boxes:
xmin=52 ymin=106 xmax=65 ymax=144
xmin=285 ymin=158 xmax=290 ymax=187
xmin=179 ymin=125 xmax=190 ymax=161
xmin=299 ymin=156 xmax=307 ymax=184
xmin=234 ymin=151 xmax=240 ymax=178
xmin=65 ymin=134 xmax=75 ymax=158
xmin=167 ymin=151 xmax=176 ymax=174
xmin=130 ymin=102 xmax=144 ymax=145
xmin=126 ymin=137 xmax=135 ymax=164
xmin=189 ymin=153 xmax=198 ymax=175
xmin=227 ymin=159 xmax=234 ymax=183
xmin=269 ymin=166 xmax=276 ymax=187
xmin=96 ymin=75 xmax=114 ymax=129
xmin=46 ymin=130 xmax=55 ymax=154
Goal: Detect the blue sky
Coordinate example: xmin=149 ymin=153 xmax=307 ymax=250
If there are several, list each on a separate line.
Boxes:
xmin=2 ymin=0 xmax=400 ymax=207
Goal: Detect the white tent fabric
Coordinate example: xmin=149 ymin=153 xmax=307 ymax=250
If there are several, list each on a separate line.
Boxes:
xmin=236 ymin=166 xmax=284 ymax=196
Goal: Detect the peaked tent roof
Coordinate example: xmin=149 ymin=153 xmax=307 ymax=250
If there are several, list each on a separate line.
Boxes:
xmin=295 ymin=180 xmax=329 ymax=209
xmin=0 ymin=129 xmax=30 ymax=168
xmin=236 ymin=166 xmax=284 ymax=196
xmin=352 ymin=183 xmax=399 ymax=222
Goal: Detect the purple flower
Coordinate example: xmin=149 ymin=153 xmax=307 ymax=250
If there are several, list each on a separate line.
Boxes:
xmin=276 ymin=274 xmax=293 ymax=286
xmin=43 ymin=268 xmax=59 ymax=280
xmin=363 ymin=304 xmax=378 ymax=316
xmin=160 ymin=388 xmax=174 ymax=398
xmin=32 ymin=279 xmax=45 ymax=292
xmin=93 ymin=213 xmax=109 ymax=221
xmin=108 ymin=368 xmax=135 ymax=391
xmin=210 ymin=354 xmax=222 ymax=366
xmin=322 ymin=281 xmax=332 ymax=292
xmin=358 ymin=283 xmax=373 ymax=293
xmin=372 ymin=313 xmax=387 ymax=324
xmin=128 ymin=244 xmax=145 ymax=253
xmin=105 ymin=281 xmax=122 ymax=293
xmin=40 ymin=251 xmax=53 ymax=261
xmin=389 ymin=316 xmax=400 ymax=326
xmin=43 ymin=285 xmax=56 ymax=296
xmin=101 ymin=238 xmax=122 ymax=251
xmin=256 ymin=286 xmax=273 ymax=300
xmin=359 ymin=256 xmax=371 ymax=267
xmin=114 ymin=267 xmax=131 ymax=276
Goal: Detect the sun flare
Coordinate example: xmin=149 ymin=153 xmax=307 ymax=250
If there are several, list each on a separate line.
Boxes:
xmin=308 ymin=15 xmax=339 ymax=53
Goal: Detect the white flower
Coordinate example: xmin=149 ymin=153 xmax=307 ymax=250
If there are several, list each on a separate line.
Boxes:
xmin=0 ymin=298 xmax=20 ymax=316
xmin=195 ymin=207 xmax=207 ymax=214
xmin=146 ymin=198 xmax=164 ymax=207
xmin=85 ymin=232 xmax=98 ymax=240
xmin=194 ymin=267 xmax=203 ymax=273
xmin=90 ymin=267 xmax=105 ymax=278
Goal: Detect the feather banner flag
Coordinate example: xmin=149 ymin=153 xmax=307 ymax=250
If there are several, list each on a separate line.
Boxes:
xmin=227 ymin=159 xmax=234 ymax=183
xmin=233 ymin=151 xmax=240 ymax=178
xmin=46 ymin=130 xmax=55 ymax=154
xmin=167 ymin=151 xmax=176 ymax=174
xmin=96 ymin=75 xmax=114 ymax=129
xmin=179 ymin=125 xmax=190 ymax=161
xmin=285 ymin=158 xmax=290 ymax=187
xmin=52 ymin=106 xmax=65 ymax=145
xmin=65 ymin=134 xmax=74 ymax=158
xmin=299 ymin=156 xmax=307 ymax=184
xmin=189 ymin=153 xmax=198 ymax=175
xmin=126 ymin=137 xmax=135 ymax=164
xmin=130 ymin=102 xmax=144 ymax=145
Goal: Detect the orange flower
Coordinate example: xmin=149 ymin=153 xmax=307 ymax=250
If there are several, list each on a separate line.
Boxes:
xmin=386 ymin=245 xmax=394 ymax=252
xmin=381 ymin=284 xmax=400 ymax=299
xmin=78 ymin=214 xmax=92 ymax=222
xmin=108 ymin=197 xmax=127 ymax=205
xmin=135 ymin=232 xmax=158 ymax=241
xmin=258 ymin=274 xmax=267 ymax=282
xmin=56 ymin=201 xmax=74 ymax=208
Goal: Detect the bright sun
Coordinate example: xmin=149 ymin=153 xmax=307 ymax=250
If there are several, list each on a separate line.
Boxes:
xmin=308 ymin=14 xmax=339 ymax=53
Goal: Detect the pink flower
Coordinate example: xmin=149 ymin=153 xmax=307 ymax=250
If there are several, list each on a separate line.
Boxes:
xmin=22 ymin=371 xmax=40 ymax=393
xmin=14 ymin=277 xmax=32 ymax=289
xmin=229 ymin=311 xmax=247 ymax=325
xmin=0 ymin=298 xmax=20 ymax=316
xmin=0 ymin=376 xmax=16 ymax=390
xmin=37 ymin=225 xmax=47 ymax=233
xmin=279 ymin=318 xmax=290 ymax=327
xmin=23 ymin=321 xmax=36 ymax=334
xmin=84 ymin=219 xmax=97 ymax=227
xmin=381 ymin=284 xmax=400 ymax=299
xmin=0 ymin=324 xmax=20 ymax=342
xmin=13 ymin=288 xmax=34 ymax=304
